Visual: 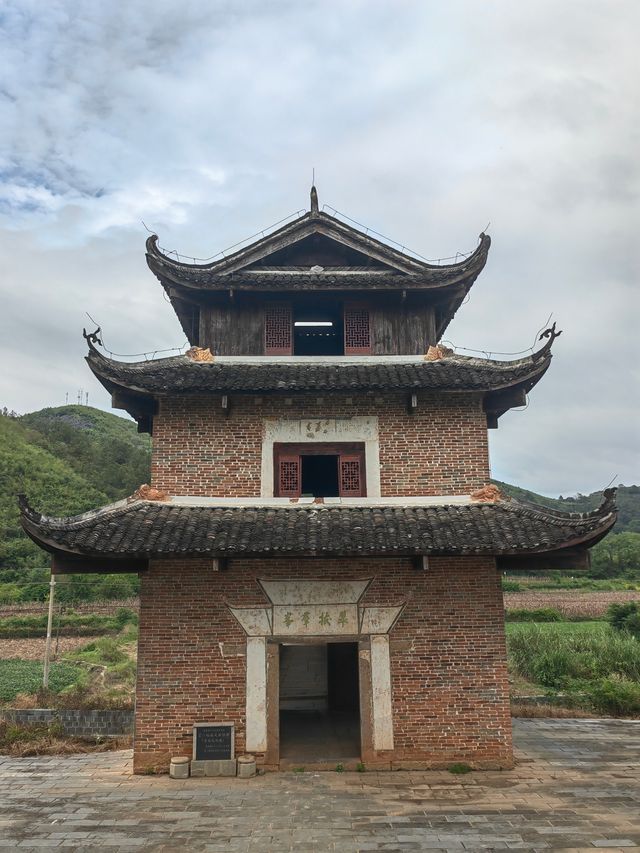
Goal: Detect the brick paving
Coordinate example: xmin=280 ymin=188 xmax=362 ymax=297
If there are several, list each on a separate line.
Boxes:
xmin=0 ymin=719 xmax=639 ymax=852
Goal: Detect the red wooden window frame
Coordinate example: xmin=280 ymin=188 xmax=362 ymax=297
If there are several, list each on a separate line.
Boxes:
xmin=344 ymin=302 xmax=371 ymax=355
xmin=264 ymin=302 xmax=293 ymax=355
xmin=273 ymin=442 xmax=366 ymax=498
xmin=277 ymin=453 xmax=301 ymax=497
xmin=338 ymin=454 xmax=363 ymax=497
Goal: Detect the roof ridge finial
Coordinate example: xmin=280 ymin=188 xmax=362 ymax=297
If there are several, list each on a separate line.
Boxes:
xmin=310 ymin=183 xmax=319 ymax=216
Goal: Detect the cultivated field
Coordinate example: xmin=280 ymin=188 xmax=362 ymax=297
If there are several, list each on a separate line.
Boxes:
xmin=504 ymin=589 xmax=640 ymax=619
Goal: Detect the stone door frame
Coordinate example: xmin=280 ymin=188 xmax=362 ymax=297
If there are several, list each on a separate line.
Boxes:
xmin=264 ymin=634 xmax=375 ymax=768
xmin=229 ymin=578 xmax=403 ymax=767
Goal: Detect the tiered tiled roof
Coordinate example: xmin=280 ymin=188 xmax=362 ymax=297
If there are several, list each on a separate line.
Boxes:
xmin=20 ymin=491 xmax=617 ymax=561
xmin=86 ymin=346 xmax=551 ymax=396
xmin=145 ymin=195 xmax=492 ymax=342
xmin=145 ymin=232 xmax=491 ymax=292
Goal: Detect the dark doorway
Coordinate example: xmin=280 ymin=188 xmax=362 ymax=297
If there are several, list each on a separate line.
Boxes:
xmin=279 ymin=642 xmax=361 ymax=762
xmin=328 ymin=643 xmax=360 ymax=712
xmin=301 ymin=455 xmax=339 ymax=497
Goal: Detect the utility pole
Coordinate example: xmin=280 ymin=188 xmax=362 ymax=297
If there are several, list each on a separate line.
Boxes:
xmin=42 ymin=573 xmax=56 ymax=690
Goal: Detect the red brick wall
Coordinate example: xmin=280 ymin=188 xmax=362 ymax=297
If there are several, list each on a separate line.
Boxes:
xmin=150 ymin=393 xmax=490 ymax=497
xmin=134 ymin=555 xmax=512 ymax=772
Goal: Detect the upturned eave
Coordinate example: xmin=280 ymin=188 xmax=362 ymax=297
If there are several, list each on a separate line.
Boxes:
xmin=18 ymin=490 xmax=617 ymax=571
xmin=84 ymin=335 xmax=554 ymax=431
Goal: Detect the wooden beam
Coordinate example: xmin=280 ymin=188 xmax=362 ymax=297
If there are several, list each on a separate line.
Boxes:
xmin=52 ymin=555 xmax=148 ymax=575
xmin=111 ymin=391 xmax=158 ymax=417
xmin=497 ymin=549 xmax=591 ymax=573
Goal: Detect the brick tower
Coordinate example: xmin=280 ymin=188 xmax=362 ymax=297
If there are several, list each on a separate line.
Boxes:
xmin=22 ymin=188 xmax=616 ymax=772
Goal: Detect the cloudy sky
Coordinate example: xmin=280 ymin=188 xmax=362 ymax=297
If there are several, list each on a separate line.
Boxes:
xmin=1 ymin=0 xmax=638 ymax=497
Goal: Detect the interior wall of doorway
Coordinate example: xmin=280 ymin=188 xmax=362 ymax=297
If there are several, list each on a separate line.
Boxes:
xmin=278 ymin=641 xmax=361 ymax=763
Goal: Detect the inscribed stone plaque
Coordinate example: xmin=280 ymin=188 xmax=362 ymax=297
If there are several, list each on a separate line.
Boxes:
xmin=272 ymin=603 xmax=358 ymax=636
xmin=192 ymin=723 xmax=234 ymax=760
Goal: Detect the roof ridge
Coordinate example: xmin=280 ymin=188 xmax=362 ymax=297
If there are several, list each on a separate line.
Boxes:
xmin=504 ymin=488 xmax=618 ymax=525
xmin=146 ymin=230 xmax=490 ymax=276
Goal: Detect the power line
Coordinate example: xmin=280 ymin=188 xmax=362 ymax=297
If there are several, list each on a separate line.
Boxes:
xmin=442 ymin=314 xmax=555 ymax=359
xmin=84 ymin=312 xmax=188 ymax=360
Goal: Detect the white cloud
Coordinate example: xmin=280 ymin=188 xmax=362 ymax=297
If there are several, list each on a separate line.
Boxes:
xmin=0 ymin=0 xmax=638 ymax=495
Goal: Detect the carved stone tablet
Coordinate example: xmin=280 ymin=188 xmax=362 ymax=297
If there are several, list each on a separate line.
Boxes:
xmin=192 ymin=723 xmax=234 ymax=761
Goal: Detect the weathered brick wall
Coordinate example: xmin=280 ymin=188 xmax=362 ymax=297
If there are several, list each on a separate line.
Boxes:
xmin=150 ymin=392 xmax=490 ymax=497
xmin=134 ymin=556 xmax=512 ymax=772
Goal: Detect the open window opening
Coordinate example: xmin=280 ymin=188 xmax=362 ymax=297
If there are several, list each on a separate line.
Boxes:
xmin=294 ymin=305 xmax=343 ymax=356
xmin=279 ymin=642 xmax=361 ymax=762
xmin=264 ymin=300 xmax=371 ymax=356
xmin=301 ymin=455 xmax=339 ymax=497
xmin=274 ymin=443 xmax=366 ymax=498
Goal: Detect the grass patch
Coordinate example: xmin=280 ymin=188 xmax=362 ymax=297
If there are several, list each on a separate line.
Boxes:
xmin=506 ymin=608 xmax=562 ymax=622
xmin=0 ymin=608 xmax=137 ymax=639
xmin=1 ymin=625 xmax=138 ymax=709
xmin=507 ymin=621 xmax=640 ymax=717
xmin=506 ymin=620 xmax=607 ymax=637
xmin=448 ymin=762 xmax=472 ymax=774
xmin=0 ymin=659 xmax=85 ymax=702
xmin=507 ymin=623 xmax=640 ymax=689
xmin=65 ymin=637 xmax=129 ymax=666
xmin=511 ymin=701 xmax=594 ymax=718
xmin=505 ymin=577 xmax=640 ymax=592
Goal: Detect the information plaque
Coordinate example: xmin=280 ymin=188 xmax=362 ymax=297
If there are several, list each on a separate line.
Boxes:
xmin=192 ymin=722 xmax=234 ymax=761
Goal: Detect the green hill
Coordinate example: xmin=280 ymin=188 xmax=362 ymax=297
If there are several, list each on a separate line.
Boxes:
xmin=0 ymin=406 xmax=150 ymax=602
xmin=20 ymin=406 xmax=150 ymax=501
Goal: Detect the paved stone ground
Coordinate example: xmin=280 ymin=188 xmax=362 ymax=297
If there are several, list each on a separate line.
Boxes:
xmin=1 ymin=719 xmax=639 ymax=852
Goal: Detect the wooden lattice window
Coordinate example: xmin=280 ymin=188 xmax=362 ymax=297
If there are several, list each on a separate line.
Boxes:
xmin=344 ymin=302 xmax=371 ymax=354
xmin=264 ymin=302 xmax=292 ymax=355
xmin=273 ymin=443 xmax=366 ymax=498
xmin=277 ymin=454 xmax=301 ymax=497
xmin=339 ymin=455 xmax=363 ymax=497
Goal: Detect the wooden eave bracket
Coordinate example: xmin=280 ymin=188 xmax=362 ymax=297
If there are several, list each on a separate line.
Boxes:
xmin=111 ymin=391 xmax=158 ymax=435
xmin=483 ymin=388 xmax=527 ymax=428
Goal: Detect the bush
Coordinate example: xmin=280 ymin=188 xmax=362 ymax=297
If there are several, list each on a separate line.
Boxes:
xmin=507 ymin=624 xmax=640 ymax=689
xmin=0 ymin=583 xmax=21 ymax=604
xmin=506 ymin=608 xmax=562 ymax=623
xmin=607 ymin=602 xmax=640 ymax=639
xmin=501 ymin=580 xmax=522 ymax=592
xmin=68 ymin=637 xmax=128 ymax=666
xmin=588 ymin=676 xmax=640 ymax=716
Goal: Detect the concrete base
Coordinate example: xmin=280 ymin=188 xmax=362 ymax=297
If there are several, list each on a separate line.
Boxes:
xmin=170 ymin=756 xmax=190 ymax=779
xmin=191 ymin=759 xmax=237 ymax=777
xmin=237 ymin=755 xmax=257 ymax=778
